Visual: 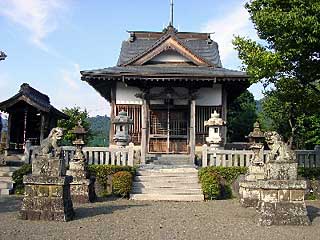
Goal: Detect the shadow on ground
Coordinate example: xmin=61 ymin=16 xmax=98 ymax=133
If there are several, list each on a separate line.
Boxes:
xmin=0 ymin=196 xmax=23 ymax=213
xmin=307 ymin=205 xmax=320 ymax=222
xmin=74 ymin=202 xmax=149 ymax=220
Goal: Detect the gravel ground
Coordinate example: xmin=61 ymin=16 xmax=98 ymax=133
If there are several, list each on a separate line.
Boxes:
xmin=1 ymin=196 xmax=320 ymax=240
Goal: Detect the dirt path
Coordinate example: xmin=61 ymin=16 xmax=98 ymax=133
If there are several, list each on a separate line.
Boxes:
xmin=0 ymin=196 xmax=320 ymax=240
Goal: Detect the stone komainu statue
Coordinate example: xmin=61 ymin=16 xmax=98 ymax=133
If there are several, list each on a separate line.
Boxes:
xmin=265 ymin=131 xmax=296 ymax=162
xmin=39 ymin=127 xmax=63 ymax=156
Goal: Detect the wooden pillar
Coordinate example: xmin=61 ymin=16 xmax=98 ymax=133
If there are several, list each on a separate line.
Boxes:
xmin=221 ymin=86 xmax=228 ymax=145
xmin=141 ymin=99 xmax=148 ymax=164
xmin=190 ymin=99 xmax=196 ymax=164
xmin=23 ymin=108 xmax=28 ymax=149
xmin=5 ymin=114 xmax=12 ymax=154
xmin=109 ymin=85 xmax=116 ymax=145
xmin=40 ymin=113 xmax=45 ymax=143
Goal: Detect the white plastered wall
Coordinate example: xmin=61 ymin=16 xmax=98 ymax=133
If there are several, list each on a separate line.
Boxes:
xmin=196 ymin=84 xmax=222 ymax=106
xmin=116 ymin=82 xmax=142 ymax=105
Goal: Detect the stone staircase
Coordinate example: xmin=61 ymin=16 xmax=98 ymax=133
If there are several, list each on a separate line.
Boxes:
xmin=0 ymin=166 xmax=19 ymax=195
xmin=130 ymin=165 xmax=204 ymax=201
xmin=0 ymin=154 xmax=24 ymax=196
xmin=146 ymin=154 xmax=192 ymax=165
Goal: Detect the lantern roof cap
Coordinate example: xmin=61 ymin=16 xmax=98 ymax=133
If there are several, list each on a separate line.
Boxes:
xmin=204 ymin=110 xmax=226 ymax=126
xmin=71 ymin=120 xmax=87 ymax=134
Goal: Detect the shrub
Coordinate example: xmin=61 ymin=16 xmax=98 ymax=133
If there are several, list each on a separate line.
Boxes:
xmin=112 ymin=171 xmax=133 ymax=198
xmin=88 ymin=165 xmax=136 ymax=197
xmin=198 ymin=166 xmax=248 ymax=200
xmin=200 ymin=172 xmax=221 ymax=200
xmin=298 ymin=167 xmax=320 ymax=180
xmin=12 ymin=164 xmax=32 ymax=194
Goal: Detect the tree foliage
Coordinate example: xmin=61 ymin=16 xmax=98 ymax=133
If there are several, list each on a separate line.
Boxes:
xmin=227 ymin=90 xmax=257 ymax=142
xmin=87 ymin=115 xmax=110 ymax=147
xmin=57 ymin=107 xmax=91 ymax=145
xmin=233 ymin=0 xmax=320 ymax=148
xmin=234 ymin=0 xmax=320 ymax=92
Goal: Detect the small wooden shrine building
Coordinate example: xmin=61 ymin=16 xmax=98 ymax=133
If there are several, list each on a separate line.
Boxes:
xmin=81 ymin=26 xmax=249 ymax=163
xmin=0 ymin=83 xmax=67 ymax=152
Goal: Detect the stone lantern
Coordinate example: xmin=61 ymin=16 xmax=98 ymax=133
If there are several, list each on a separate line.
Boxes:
xmin=71 ymin=120 xmax=87 ymax=162
xmin=204 ymin=110 xmax=226 ymax=149
xmin=247 ymin=121 xmax=265 ymax=144
xmin=113 ymin=110 xmax=133 ymax=147
xmin=66 ymin=120 xmax=96 ymax=203
xmin=247 ymin=121 xmax=265 ymax=166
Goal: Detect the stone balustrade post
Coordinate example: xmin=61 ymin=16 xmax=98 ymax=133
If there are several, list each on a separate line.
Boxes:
xmin=23 ymin=140 xmax=32 ymax=164
xmin=202 ymin=144 xmax=208 ymax=167
xmin=128 ymin=142 xmax=134 ymax=166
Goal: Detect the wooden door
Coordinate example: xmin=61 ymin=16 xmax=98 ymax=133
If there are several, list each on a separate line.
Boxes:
xmin=149 ymin=108 xmax=188 ymax=153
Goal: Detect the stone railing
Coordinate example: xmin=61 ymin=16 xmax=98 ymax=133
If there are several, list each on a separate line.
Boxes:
xmin=25 ymin=143 xmax=135 ymax=167
xmin=201 ymin=144 xmax=320 ymax=168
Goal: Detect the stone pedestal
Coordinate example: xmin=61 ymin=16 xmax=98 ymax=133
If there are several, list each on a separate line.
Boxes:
xmin=265 ymin=161 xmax=298 ymax=180
xmin=239 ymin=165 xmax=265 ymax=207
xmin=245 ymin=165 xmax=265 ymax=181
xmin=32 ymin=156 xmax=66 ymax=176
xmin=257 ymin=180 xmax=310 ymax=226
xmin=20 ymin=155 xmax=74 ymax=221
xmin=66 ymin=161 xmax=96 ymax=204
xmin=239 ymin=181 xmax=261 ymax=208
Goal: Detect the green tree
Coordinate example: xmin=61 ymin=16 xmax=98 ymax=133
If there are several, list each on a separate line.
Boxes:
xmin=233 ymin=0 xmax=320 ymax=148
xmin=57 ymin=107 xmax=91 ymax=145
xmin=87 ymin=115 xmax=110 ymax=147
xmin=227 ymin=90 xmax=257 ymax=142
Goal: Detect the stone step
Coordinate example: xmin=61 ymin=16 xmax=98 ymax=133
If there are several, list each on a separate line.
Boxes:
xmin=136 ymin=170 xmax=198 ymax=176
xmin=138 ymin=167 xmax=198 ymax=174
xmin=5 ymin=159 xmax=25 ymax=167
xmin=0 ymin=166 xmax=20 ymax=172
xmin=133 ymin=182 xmax=201 ymax=189
xmin=0 ymin=181 xmax=13 ymax=189
xmin=0 ymin=171 xmax=13 ymax=177
xmin=132 ymin=187 xmax=202 ymax=194
xmin=130 ymin=193 xmax=204 ymax=201
xmin=0 ymin=177 xmax=13 ymax=182
xmin=0 ymin=189 xmax=11 ymax=195
xmin=134 ymin=175 xmax=199 ymax=183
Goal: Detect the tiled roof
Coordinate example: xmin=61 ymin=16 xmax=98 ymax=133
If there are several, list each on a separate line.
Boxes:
xmin=117 ymin=32 xmax=222 ymax=67
xmin=81 ymin=65 xmax=247 ymax=79
xmin=0 ymin=83 xmax=67 ymax=118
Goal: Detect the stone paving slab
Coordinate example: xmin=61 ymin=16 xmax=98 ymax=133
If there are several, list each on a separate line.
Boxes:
xmin=1 ymin=196 xmax=320 ymax=240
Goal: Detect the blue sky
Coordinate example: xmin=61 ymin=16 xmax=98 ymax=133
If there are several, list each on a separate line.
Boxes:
xmin=0 ymin=0 xmax=263 ymax=117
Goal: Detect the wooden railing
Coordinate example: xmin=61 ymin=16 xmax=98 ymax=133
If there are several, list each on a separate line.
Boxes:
xmin=201 ymin=144 xmax=320 ymax=168
xmin=25 ymin=143 xmax=135 ymax=167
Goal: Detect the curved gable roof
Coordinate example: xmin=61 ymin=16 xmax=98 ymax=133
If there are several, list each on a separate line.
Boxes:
xmin=117 ymin=28 xmax=222 ymax=67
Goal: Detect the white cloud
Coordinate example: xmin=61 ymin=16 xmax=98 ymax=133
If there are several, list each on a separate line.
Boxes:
xmin=61 ymin=64 xmax=81 ymax=90
xmin=201 ymin=2 xmax=258 ymax=69
xmin=52 ymin=64 xmax=109 ymax=117
xmin=0 ymin=0 xmax=66 ymax=51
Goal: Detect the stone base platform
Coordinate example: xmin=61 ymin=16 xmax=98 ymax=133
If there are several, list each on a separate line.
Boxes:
xmin=67 ymin=161 xmax=96 ymax=204
xmin=70 ymin=177 xmax=96 ymax=204
xmin=20 ymin=175 xmax=74 ymax=222
xmin=240 ymin=179 xmax=310 ymax=225
xmin=258 ymin=201 xmax=310 ymax=226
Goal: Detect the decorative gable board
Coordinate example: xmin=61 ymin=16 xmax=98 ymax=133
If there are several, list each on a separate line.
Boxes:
xmin=147 ymin=49 xmax=191 ymax=63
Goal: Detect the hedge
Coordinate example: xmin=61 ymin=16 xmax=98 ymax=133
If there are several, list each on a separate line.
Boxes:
xmin=198 ymin=166 xmax=247 ymax=200
xmin=12 ymin=164 xmax=32 ymax=194
xmin=87 ymin=165 xmax=136 ymax=197
xmin=298 ymin=167 xmax=320 ymax=180
xmin=112 ymin=171 xmax=133 ymax=198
